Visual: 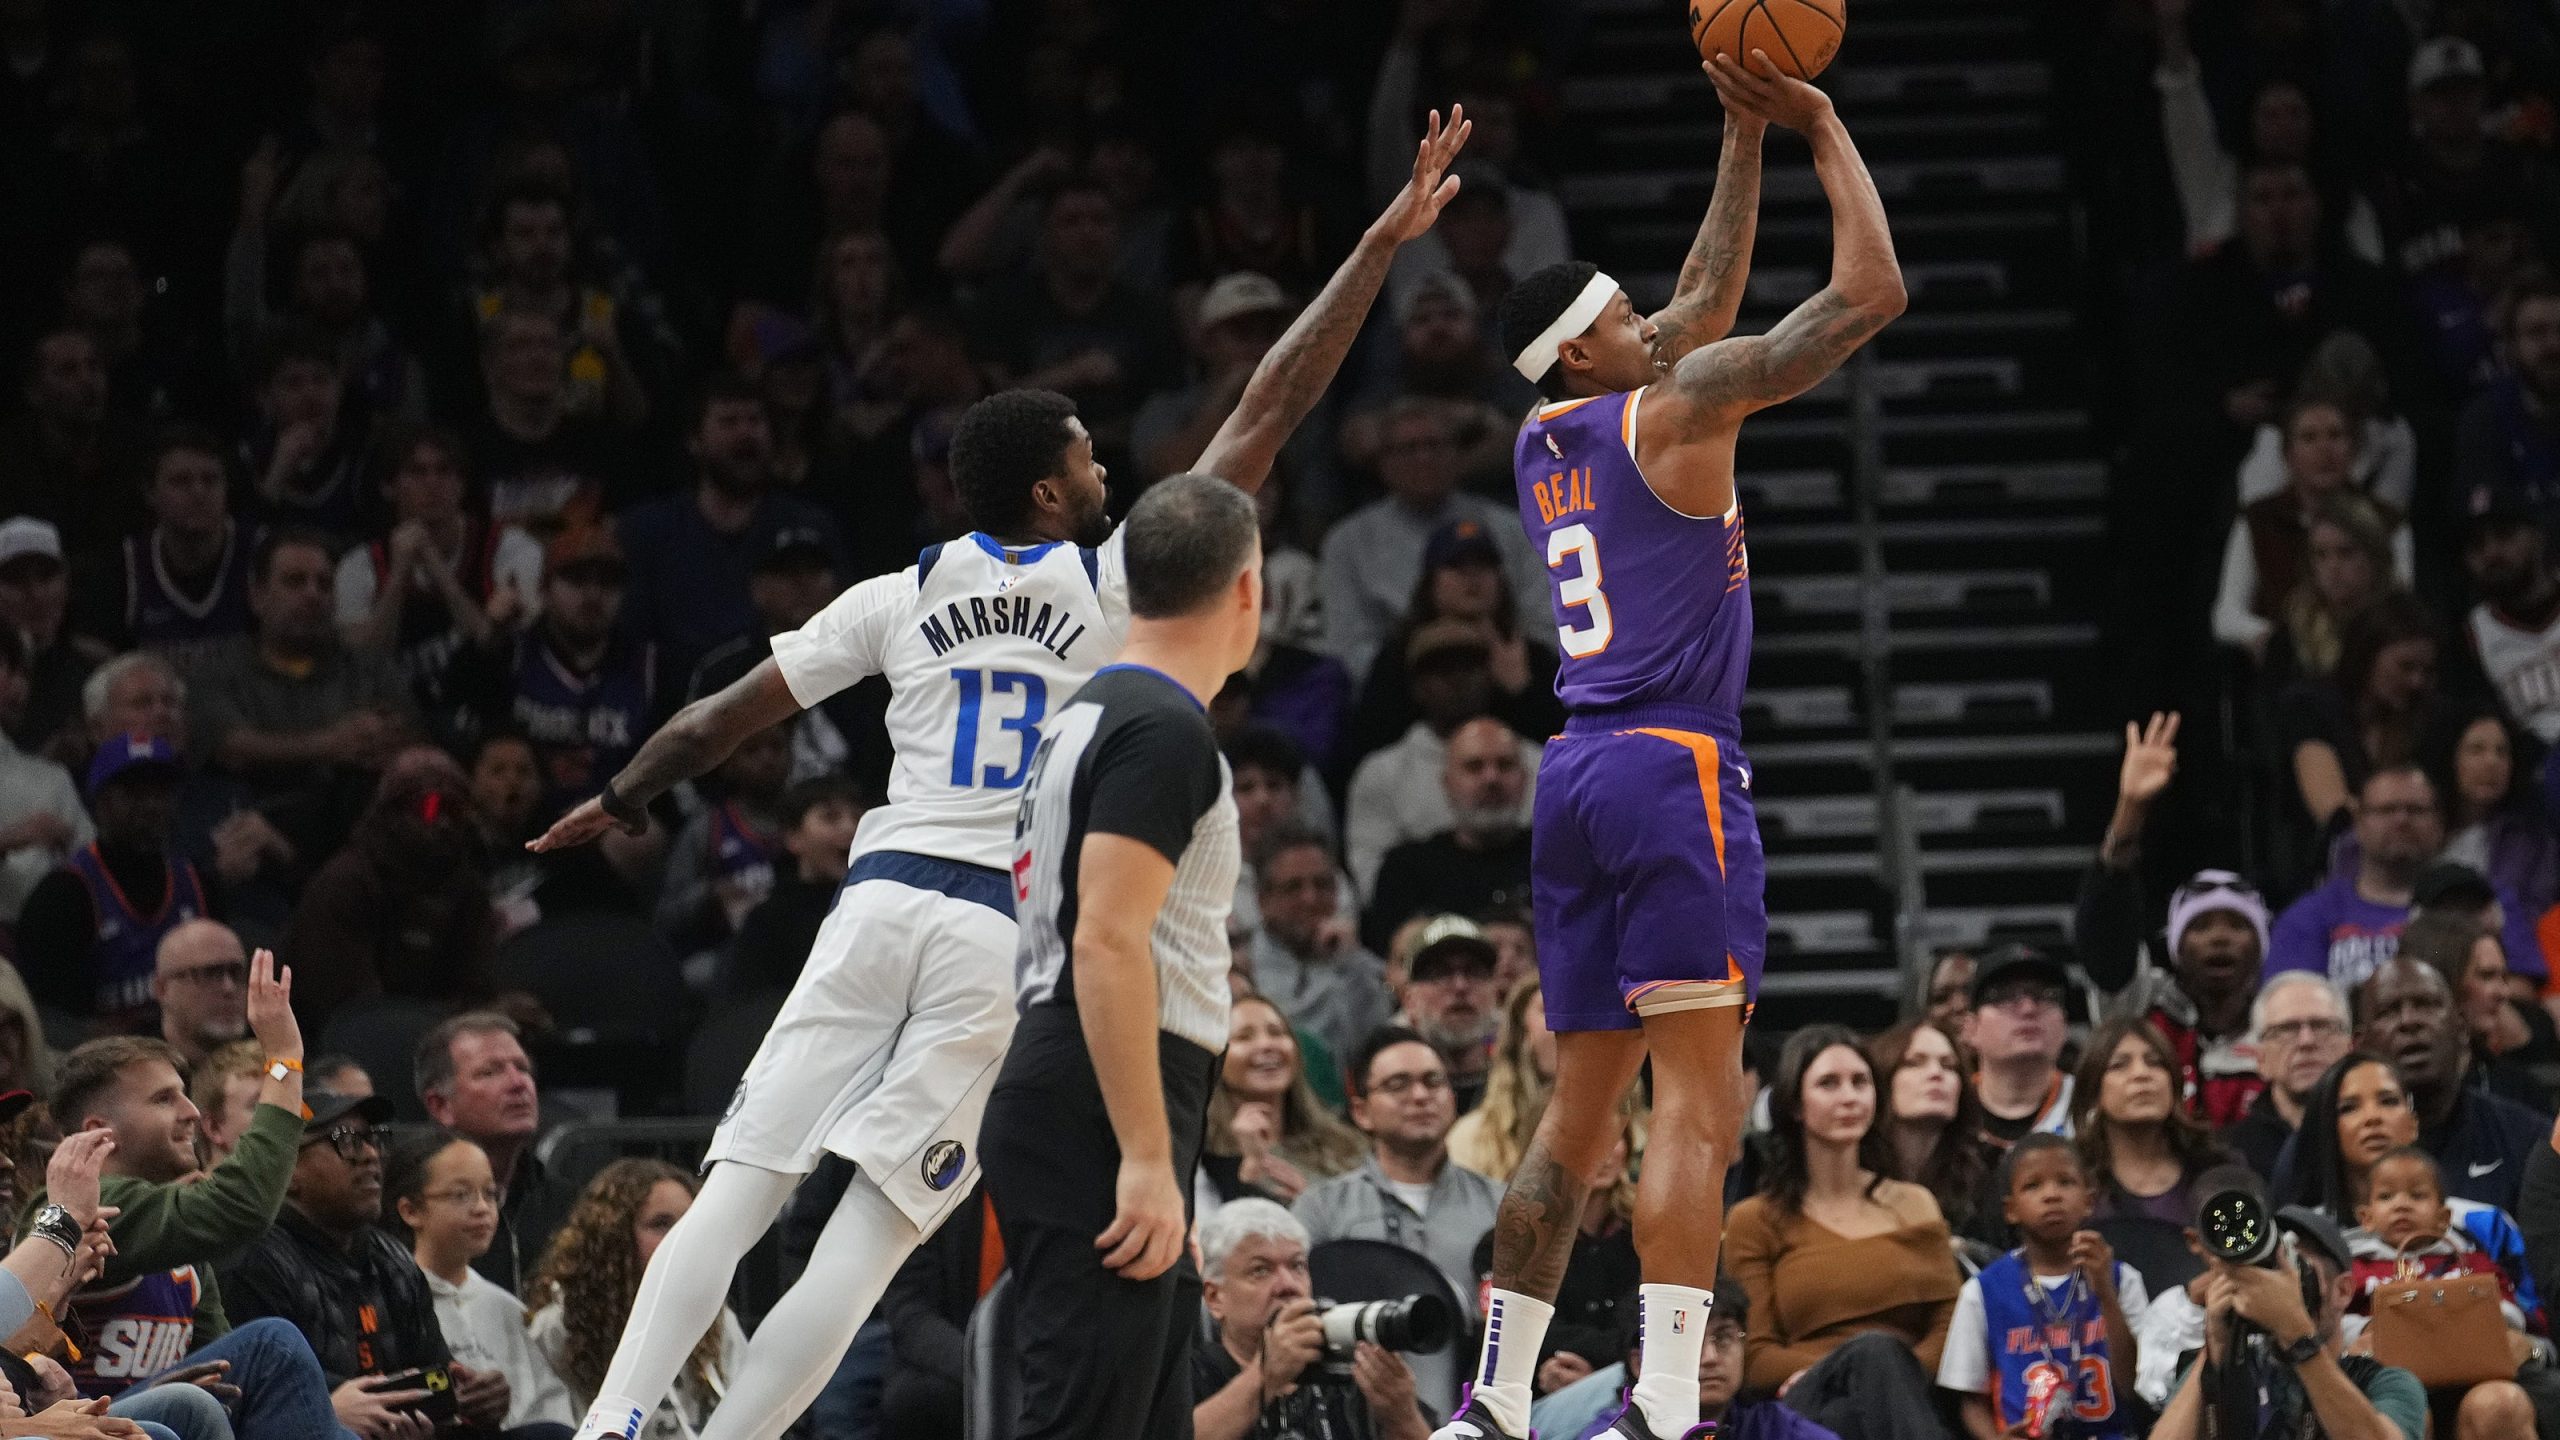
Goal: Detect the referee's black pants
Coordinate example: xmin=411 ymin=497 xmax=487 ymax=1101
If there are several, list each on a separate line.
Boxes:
xmin=981 ymin=1005 xmax=1218 ymax=1440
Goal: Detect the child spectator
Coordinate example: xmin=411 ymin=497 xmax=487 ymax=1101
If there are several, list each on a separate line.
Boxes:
xmin=2344 ymin=1145 xmax=2541 ymax=1338
xmin=1937 ymin=1134 xmax=2147 ymax=1440
xmin=715 ymin=776 xmax=866 ymax=999
xmin=387 ymin=1129 xmax=576 ymax=1431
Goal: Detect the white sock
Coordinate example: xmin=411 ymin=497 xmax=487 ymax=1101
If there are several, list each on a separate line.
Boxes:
xmin=1630 ymin=1284 xmax=1714 ymax=1437
xmin=696 ymin=1172 xmax=923 ymax=1440
xmin=1468 ymin=1289 xmax=1555 ymax=1434
xmin=571 ymin=1163 xmax=798 ymax=1440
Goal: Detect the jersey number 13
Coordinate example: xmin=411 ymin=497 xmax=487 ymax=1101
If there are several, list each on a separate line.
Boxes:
xmin=949 ymin=668 xmax=1047 ymax=788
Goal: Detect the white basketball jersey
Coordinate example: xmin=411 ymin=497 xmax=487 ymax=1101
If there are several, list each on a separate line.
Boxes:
xmin=769 ymin=531 xmax=1130 ymax=869
xmin=2469 ymin=602 xmax=2560 ymax=743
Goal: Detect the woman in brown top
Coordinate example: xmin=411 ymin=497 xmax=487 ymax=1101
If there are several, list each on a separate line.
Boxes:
xmin=1727 ymin=1025 xmax=1962 ymax=1440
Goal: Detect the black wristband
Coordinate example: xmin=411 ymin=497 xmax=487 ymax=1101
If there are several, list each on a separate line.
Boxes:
xmin=599 ymin=779 xmax=647 ymax=830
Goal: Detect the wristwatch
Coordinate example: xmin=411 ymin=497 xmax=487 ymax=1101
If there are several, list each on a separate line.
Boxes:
xmin=28 ymin=1204 xmax=79 ymax=1260
xmin=266 ymin=1056 xmax=301 ymax=1083
xmin=2277 ymin=1332 xmax=2323 ymax=1367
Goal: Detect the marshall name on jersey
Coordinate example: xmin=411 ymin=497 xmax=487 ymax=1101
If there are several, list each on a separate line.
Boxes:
xmin=767 ymin=532 xmax=1129 ymax=872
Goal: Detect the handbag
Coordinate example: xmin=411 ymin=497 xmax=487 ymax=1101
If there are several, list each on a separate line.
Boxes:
xmin=2365 ymin=1242 xmax=2517 ymax=1389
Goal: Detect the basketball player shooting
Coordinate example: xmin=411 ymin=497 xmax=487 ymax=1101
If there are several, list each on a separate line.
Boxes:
xmin=1436 ymin=52 xmax=1904 ymax=1440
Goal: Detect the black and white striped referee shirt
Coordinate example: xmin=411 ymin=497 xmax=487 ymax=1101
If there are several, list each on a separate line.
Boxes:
xmin=1010 ymin=663 xmax=1238 ymax=1051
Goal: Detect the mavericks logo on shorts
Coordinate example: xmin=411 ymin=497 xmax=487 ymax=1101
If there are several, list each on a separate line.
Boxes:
xmin=922 ymin=1139 xmax=967 ymax=1190
xmin=721 ymin=1080 xmax=747 ymax=1126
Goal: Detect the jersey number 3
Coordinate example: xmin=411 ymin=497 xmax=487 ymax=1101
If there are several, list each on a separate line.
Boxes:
xmin=1548 ymin=523 xmax=1613 ymax=658
xmin=950 ymin=668 xmax=1047 ymax=788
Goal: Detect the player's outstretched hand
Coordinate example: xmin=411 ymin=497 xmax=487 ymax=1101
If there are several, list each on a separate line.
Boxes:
xmin=1371 ymin=105 xmax=1472 ymax=245
xmin=529 ymin=795 xmax=625 ymax=853
xmin=1706 ymin=50 xmax=1833 ymax=132
xmin=1096 ymin=1156 xmax=1188 ymax=1282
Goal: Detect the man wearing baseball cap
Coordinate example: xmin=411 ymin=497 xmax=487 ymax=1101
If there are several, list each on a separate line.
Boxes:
xmin=1132 ymin=272 xmax=1294 ymax=480
xmin=0 ymin=513 xmax=113 ymax=756
xmin=494 ymin=525 xmax=661 ymax=820
xmin=1967 ymin=944 xmax=2077 ymax=1145
xmin=13 ymin=733 xmax=207 ymax=1032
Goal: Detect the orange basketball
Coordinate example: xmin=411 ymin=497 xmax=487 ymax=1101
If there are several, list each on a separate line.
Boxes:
xmin=1688 ymin=0 xmax=1844 ymax=80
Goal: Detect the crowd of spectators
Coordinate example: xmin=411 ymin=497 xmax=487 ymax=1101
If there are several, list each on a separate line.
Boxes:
xmin=0 ymin=1 xmax=2558 ymax=1440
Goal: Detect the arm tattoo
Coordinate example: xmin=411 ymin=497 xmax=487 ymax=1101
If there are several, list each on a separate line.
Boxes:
xmin=1672 ymin=287 xmax=1890 ymax=431
xmin=1651 ymin=124 xmax=1763 ymax=366
xmin=1197 ymin=234 xmax=1399 ymax=492
xmin=1487 ymin=1132 xmax=1589 ymax=1301
xmin=609 ymin=664 xmax=800 ymax=807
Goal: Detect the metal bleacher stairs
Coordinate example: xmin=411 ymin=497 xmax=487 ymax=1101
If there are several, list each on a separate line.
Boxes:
xmin=1557 ymin=0 xmax=2114 ymax=1028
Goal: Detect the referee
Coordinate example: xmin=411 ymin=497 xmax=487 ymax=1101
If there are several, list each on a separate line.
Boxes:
xmin=982 ymin=471 xmax=1263 ymax=1440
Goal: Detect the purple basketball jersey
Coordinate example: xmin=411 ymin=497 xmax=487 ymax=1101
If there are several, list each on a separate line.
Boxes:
xmin=1514 ymin=388 xmax=1751 ymax=720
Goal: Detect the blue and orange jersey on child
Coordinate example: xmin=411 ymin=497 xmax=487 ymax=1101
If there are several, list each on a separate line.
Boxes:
xmin=2346 ymin=1199 xmax=2544 ymax=1335
xmin=1974 ymin=1251 xmax=2138 ymax=1440
xmin=1513 ymin=386 xmax=1752 ymax=721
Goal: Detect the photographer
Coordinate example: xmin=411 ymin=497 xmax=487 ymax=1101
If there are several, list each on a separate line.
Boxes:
xmin=2151 ymin=1205 xmax=2420 ymax=1440
xmin=1193 ymin=1198 xmax=1431 ymax=1440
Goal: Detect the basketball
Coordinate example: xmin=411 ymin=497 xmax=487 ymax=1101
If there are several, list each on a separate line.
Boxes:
xmin=1689 ymin=0 xmax=1844 ymax=80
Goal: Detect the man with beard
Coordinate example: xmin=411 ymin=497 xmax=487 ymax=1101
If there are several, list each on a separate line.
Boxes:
xmin=2460 ymin=487 xmax=2560 ymax=744
xmin=2455 ymin=280 xmax=2560 ymax=537
xmin=1366 ymin=716 xmax=1533 ymax=952
xmin=1396 ymin=925 xmax=1503 ymax=1114
xmin=1343 ymin=624 xmax=1543 ymax=896
xmin=614 ymin=375 xmax=849 ymax=682
xmin=2355 ymin=957 xmax=2548 ymax=1212
xmin=2268 ymin=766 xmax=2455 ymax=987
xmin=1294 ymin=1026 xmax=1500 ymax=1406
xmin=2224 ymin=971 xmax=2353 ymax=1177
xmin=1247 ymin=823 xmax=1392 ymax=1070
xmin=495 ymin=526 xmax=661 ymax=821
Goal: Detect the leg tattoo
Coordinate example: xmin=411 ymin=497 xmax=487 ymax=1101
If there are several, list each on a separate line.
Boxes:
xmin=1489 ymin=1132 xmax=1589 ymax=1301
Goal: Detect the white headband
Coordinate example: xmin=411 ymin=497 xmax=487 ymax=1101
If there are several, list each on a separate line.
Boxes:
xmin=1512 ymin=270 xmax=1618 ymax=382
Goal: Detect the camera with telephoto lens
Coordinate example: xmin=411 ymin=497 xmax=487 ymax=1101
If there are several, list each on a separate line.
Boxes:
xmin=2194 ymin=1188 xmax=2326 ymax=1440
xmin=1314 ymin=1294 xmax=1456 ymax=1372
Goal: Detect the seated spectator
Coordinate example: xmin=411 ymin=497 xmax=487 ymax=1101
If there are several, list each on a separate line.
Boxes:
xmin=308 ymin=1054 xmax=372 ymax=1097
xmin=225 ymin=207 xmax=428 ymax=431
xmin=1866 ymin=1018 xmax=1994 ymax=1244
xmin=2226 ymin=973 xmax=2354 ymax=1179
xmin=2459 ymin=496 xmax=2560 ymax=746
xmin=1448 ymin=978 xmax=1555 ymax=1181
xmin=715 ymin=777 xmax=864 ymax=1000
xmin=1476 ymin=904 xmax=1536 ymax=993
xmin=149 ymin=919 xmax=247 ymax=1073
xmin=1345 ymin=520 xmax=1562 ymax=766
xmin=2356 ymin=958 xmax=2549 ymax=1212
xmin=2072 ymin=1015 xmax=2233 ymax=1230
xmin=226 ymin=1087 xmax=562 ymax=1438
xmin=241 ymin=334 xmax=367 ymax=542
xmin=493 ymin=525 xmax=662 ymax=820
xmin=2403 ymin=860 xmax=2551 ymax=987
xmin=415 ymin=1013 xmax=567 ymax=1299
xmin=86 ymin=429 xmax=255 ymax=666
xmin=1245 ymin=824 xmax=1392 ymax=1070
xmin=1319 ymin=400 xmax=1544 ymax=683
xmin=1924 ymin=949 xmax=1977 ymax=1027
xmin=2344 ymin=1145 xmax=2542 ymax=1339
xmin=1397 ymin=925 xmax=1503 ymax=1113
xmin=463 ymin=184 xmax=659 ymax=433
xmin=461 ymin=308 xmax=630 ymax=534
xmin=1340 ymin=275 xmax=1524 ymax=487
xmin=0 ymin=514 xmax=111 ymax=758
xmin=963 ymin=177 xmax=1176 ymax=463
xmin=2425 ymin=706 xmax=2558 ymax=921
xmin=2077 ymin=713 xmax=2269 ymax=1122
xmin=1227 ymin=477 xmax=1355 ymax=770
xmin=681 ymin=528 xmax=887 ymax=797
xmin=15 ymin=735 xmax=208 ymax=1030
xmin=2267 ymin=765 xmax=2481 ymax=989
xmin=2147 ymin=1203 xmax=2425 ymax=1440
xmin=187 ymin=1038 xmax=264 ymax=1165
xmin=0 ymin=628 xmax=89 ymax=925
xmin=188 ymin=527 xmax=417 ymax=862
xmin=2214 ymin=398 xmax=2404 ymax=664
xmin=1466 ymin=1096 xmax=1645 ymax=1402
xmin=1725 ymin=1026 xmax=1956 ymax=1440
xmin=1365 ymin=715 xmax=1532 ymax=950
xmin=1963 ymin=945 xmax=2076 ymax=1146
xmin=525 ymin=1160 xmax=744 ymax=1440
xmin=2263 ymin=492 xmax=2401 ymax=697
xmin=1203 ymin=993 xmax=1365 ymax=1206
xmin=2454 ymin=280 xmax=2560 ymax=538
xmin=1343 ymin=626 xmax=1540 ymax=895
xmin=1550 ymin=1277 xmax=1840 ymax=1440
xmin=2280 ymin=596 xmax=2447 ymax=840
xmin=2234 ymin=335 xmax=2418 ymax=518
xmin=280 ymin=748 xmax=494 ymax=1034
xmin=2394 ymin=908 xmax=2555 ymax=1107
xmin=40 ymin=961 xmax=378 ymax=1440
xmin=615 ymin=376 xmax=848 ymax=681
xmin=334 ymin=423 xmax=541 ymax=743
xmin=0 ymin=327 xmax=146 ymax=557
xmin=385 ymin=1130 xmax=576 ymax=1430
xmin=2284 ymin=1052 xmax=2423 ymax=1219
xmin=655 ymin=724 xmax=789 ymax=962
xmin=2413 ymin=211 xmax=2543 ymax=397
xmin=1938 ymin=1134 xmax=2147 ymax=1440
xmin=1192 ymin=1197 xmax=1432 ymax=1440
xmin=1132 ymin=270 xmax=1296 ymax=482
xmin=2380 ymin=38 xmax=2559 ymax=287
xmin=1293 ymin=1028 xmax=1502 ymax=1346
xmin=1224 ymin=728 xmax=1344 ymax=936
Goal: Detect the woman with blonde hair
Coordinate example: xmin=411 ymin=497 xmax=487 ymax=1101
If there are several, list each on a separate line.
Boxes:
xmin=1201 ymin=993 xmax=1365 ymax=1203
xmin=527 ymin=1159 xmax=746 ymax=1440
xmin=1448 ymin=977 xmax=1555 ymax=1180
xmin=2271 ymin=489 xmax=2398 ymax=687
